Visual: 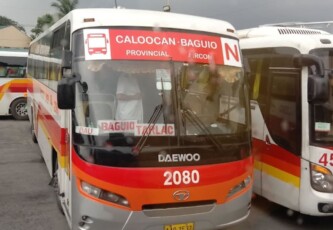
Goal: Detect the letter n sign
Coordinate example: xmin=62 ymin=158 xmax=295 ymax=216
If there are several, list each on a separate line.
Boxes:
xmin=221 ymin=38 xmax=242 ymax=67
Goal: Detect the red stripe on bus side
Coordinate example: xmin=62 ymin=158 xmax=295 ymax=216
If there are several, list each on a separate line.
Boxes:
xmin=38 ymin=104 xmax=67 ymax=157
xmin=0 ymin=79 xmax=32 ymax=94
xmin=252 ymin=138 xmax=301 ymax=177
xmin=8 ymin=85 xmax=27 ymax=93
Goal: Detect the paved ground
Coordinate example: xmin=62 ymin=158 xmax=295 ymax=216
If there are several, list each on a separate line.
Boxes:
xmin=0 ymin=117 xmax=68 ymax=230
xmin=228 ymin=195 xmax=333 ymax=230
xmin=1 ymin=116 xmax=333 ymax=230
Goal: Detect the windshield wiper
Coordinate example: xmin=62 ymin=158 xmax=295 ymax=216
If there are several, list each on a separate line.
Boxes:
xmin=182 ymin=108 xmax=223 ymax=151
xmin=220 ymin=103 xmax=240 ymax=118
xmin=133 ymin=104 xmax=163 ymax=155
xmin=134 ymin=71 xmax=177 ymax=154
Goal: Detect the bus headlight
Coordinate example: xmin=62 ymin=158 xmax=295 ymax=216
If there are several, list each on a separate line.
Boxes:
xmin=227 ymin=176 xmax=251 ymax=198
xmin=81 ymin=181 xmax=130 ymax=207
xmin=310 ymin=163 xmax=333 ymax=193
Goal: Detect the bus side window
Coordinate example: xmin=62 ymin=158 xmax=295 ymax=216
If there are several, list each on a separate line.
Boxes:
xmin=267 ymin=71 xmax=301 ymax=156
xmin=0 ymin=66 xmax=6 ymax=77
xmin=247 ymin=58 xmax=269 ymax=107
xmin=6 ymin=67 xmax=24 ymax=78
xmin=248 ymin=59 xmax=263 ymax=100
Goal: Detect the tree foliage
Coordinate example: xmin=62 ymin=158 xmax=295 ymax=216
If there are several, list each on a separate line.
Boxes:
xmin=30 ymin=14 xmax=54 ymax=40
xmin=0 ymin=16 xmax=25 ymax=32
xmin=51 ymin=0 xmax=79 ymax=20
xmin=30 ymin=0 xmax=79 ymax=39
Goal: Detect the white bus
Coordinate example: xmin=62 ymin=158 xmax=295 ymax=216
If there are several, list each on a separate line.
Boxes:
xmin=27 ymin=8 xmax=253 ymax=229
xmin=0 ymin=48 xmax=29 ymax=120
xmin=239 ymin=26 xmax=333 ymax=218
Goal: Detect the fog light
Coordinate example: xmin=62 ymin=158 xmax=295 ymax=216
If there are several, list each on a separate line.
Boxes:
xmin=318 ymin=203 xmax=333 ymax=213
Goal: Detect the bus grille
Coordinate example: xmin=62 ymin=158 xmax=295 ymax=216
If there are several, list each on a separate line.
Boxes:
xmin=142 ymin=200 xmax=216 ymax=217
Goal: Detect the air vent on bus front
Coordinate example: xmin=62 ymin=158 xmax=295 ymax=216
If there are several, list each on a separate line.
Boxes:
xmin=278 ymin=28 xmax=324 ymax=35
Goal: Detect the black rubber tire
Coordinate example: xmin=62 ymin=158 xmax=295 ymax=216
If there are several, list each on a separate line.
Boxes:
xmin=54 ymin=159 xmax=65 ymax=215
xmin=11 ymin=98 xmax=28 ymax=120
xmin=31 ymin=112 xmax=38 ymax=143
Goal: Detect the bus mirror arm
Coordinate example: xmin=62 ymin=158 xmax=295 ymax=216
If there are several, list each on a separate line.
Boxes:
xmin=242 ymin=57 xmax=251 ymax=76
xmin=61 ymin=50 xmax=72 ymax=68
xmin=293 ymin=54 xmax=324 ymax=77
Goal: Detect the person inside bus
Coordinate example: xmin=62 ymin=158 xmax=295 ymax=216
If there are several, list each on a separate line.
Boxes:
xmin=115 ymin=73 xmax=143 ymax=123
xmin=78 ymin=60 xmax=117 ymax=126
xmin=6 ymin=67 xmax=17 ymax=77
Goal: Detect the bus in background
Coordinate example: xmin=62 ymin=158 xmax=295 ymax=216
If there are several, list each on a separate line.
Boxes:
xmin=27 ymin=8 xmax=252 ymax=229
xmin=239 ymin=26 xmax=333 ymax=219
xmin=0 ymin=48 xmax=30 ymax=120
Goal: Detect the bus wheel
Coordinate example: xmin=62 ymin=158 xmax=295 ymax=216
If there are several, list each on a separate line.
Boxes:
xmin=31 ymin=114 xmax=38 ymax=143
xmin=52 ymin=159 xmax=65 ymax=215
xmin=11 ymin=98 xmax=28 ymax=120
xmin=296 ymin=214 xmax=304 ymax=225
xmin=31 ymin=127 xmax=38 ymax=143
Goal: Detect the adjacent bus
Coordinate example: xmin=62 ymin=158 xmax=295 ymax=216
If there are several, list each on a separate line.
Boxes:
xmin=239 ymin=26 xmax=333 ymax=217
xmin=0 ymin=48 xmax=30 ymax=120
xmin=27 ymin=8 xmax=252 ymax=229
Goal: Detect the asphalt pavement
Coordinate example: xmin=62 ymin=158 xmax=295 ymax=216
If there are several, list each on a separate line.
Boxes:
xmin=0 ymin=116 xmax=332 ymax=230
xmin=0 ymin=117 xmax=68 ymax=230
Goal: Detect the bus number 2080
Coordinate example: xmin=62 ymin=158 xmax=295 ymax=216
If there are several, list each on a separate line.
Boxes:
xmin=164 ymin=170 xmax=200 ymax=186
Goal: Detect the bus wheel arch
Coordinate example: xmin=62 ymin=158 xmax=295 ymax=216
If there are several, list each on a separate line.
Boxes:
xmin=10 ymin=97 xmax=28 ymax=120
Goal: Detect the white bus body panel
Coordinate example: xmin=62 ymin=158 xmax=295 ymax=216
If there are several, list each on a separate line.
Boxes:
xmin=241 ymin=26 xmax=333 ymax=216
xmin=33 ymin=9 xmax=238 ymax=44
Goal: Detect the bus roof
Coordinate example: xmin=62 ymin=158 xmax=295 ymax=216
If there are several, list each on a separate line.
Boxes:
xmin=0 ymin=48 xmax=28 ymax=57
xmin=238 ymin=26 xmax=329 ymax=39
xmin=238 ymin=26 xmax=333 ymax=53
xmin=261 ymin=21 xmax=333 ymax=34
xmin=33 ymin=8 xmax=237 ymax=43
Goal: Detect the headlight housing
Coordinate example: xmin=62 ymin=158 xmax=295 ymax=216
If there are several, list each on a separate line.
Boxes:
xmin=227 ymin=176 xmax=251 ymax=198
xmin=310 ymin=163 xmax=333 ymax=193
xmin=81 ymin=181 xmax=130 ymax=207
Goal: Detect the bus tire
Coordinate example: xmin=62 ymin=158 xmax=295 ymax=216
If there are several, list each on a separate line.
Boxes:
xmin=11 ymin=98 xmax=28 ymax=120
xmin=53 ymin=156 xmax=65 ymax=215
xmin=31 ymin=112 xmax=38 ymax=143
xmin=31 ymin=127 xmax=38 ymax=143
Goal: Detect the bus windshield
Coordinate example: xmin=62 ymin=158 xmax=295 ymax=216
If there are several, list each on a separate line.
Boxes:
xmin=310 ymin=48 xmax=333 ymax=144
xmin=71 ymin=30 xmax=250 ymax=168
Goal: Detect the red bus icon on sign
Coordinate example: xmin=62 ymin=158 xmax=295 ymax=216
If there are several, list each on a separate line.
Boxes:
xmin=86 ymin=33 xmax=109 ymax=55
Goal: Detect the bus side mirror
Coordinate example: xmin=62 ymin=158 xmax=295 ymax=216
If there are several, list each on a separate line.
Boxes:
xmin=57 ymin=77 xmax=75 ymax=109
xmin=308 ymin=75 xmax=329 ymax=103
